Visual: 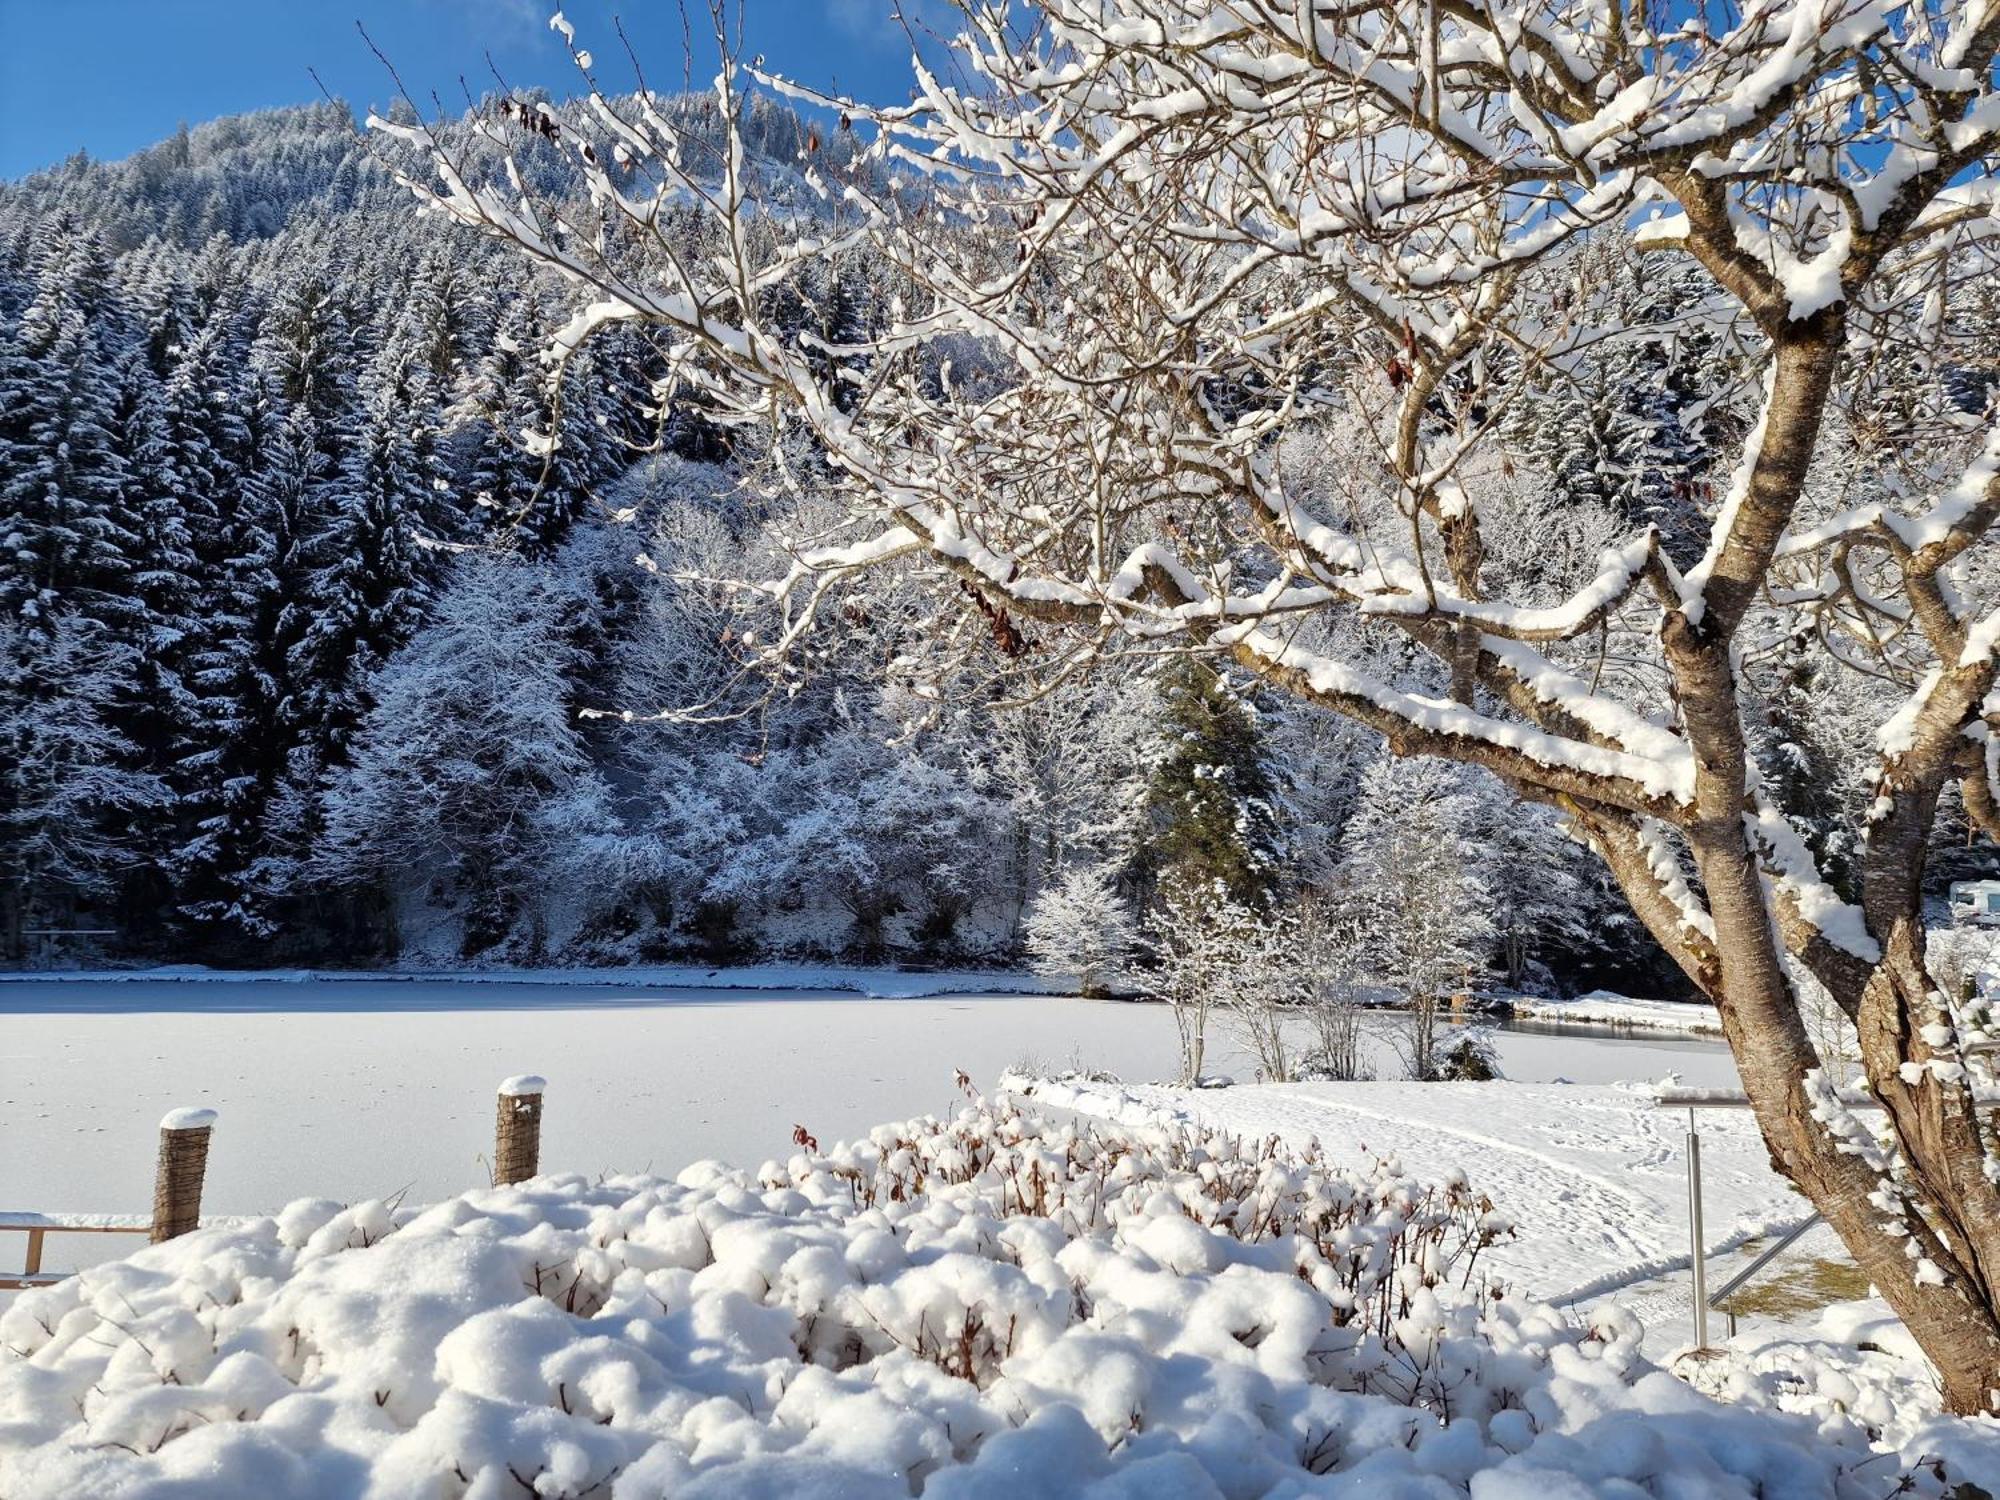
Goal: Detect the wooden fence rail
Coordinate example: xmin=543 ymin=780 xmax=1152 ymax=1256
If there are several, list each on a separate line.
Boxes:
xmin=0 ymin=1218 xmax=151 ymax=1291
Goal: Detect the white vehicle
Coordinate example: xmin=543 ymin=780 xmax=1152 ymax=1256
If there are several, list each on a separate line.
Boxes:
xmin=1948 ymin=879 xmax=2000 ymax=926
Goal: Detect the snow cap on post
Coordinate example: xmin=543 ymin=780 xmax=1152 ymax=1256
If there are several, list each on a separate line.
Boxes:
xmin=159 ymin=1106 xmax=218 ymax=1132
xmin=498 ymin=1074 xmax=547 ymax=1097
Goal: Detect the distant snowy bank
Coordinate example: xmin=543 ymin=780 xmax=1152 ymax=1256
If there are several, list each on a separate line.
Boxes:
xmin=1509 ymin=990 xmax=1724 ymax=1035
xmin=5 ymin=1087 xmax=1994 ymax=1498
xmin=1 ymin=967 xmax=1727 ymax=1033
xmin=0 ymin=963 xmax=1069 ymax=1000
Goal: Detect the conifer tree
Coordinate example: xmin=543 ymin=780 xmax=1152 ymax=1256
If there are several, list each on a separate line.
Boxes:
xmin=0 ymin=619 xmax=164 ymax=958
xmin=1143 ymin=660 xmax=1282 ymax=910
xmin=174 ymin=397 xmax=319 ymax=943
xmin=0 ymin=307 xmax=137 ymax=630
xmin=451 ymin=301 xmax=606 ymax=552
xmin=105 ymin=348 xmax=202 ymax=934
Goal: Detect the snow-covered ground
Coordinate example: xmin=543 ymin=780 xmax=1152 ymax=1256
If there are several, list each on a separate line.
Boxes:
xmin=7 ymin=980 xmax=2000 ymax=1492
xmin=1013 ymin=1074 xmax=1802 ymax=1313
xmin=1009 ymin=1076 xmax=2000 ymax=1485
xmin=8 ymin=1092 xmax=1996 ymax=1499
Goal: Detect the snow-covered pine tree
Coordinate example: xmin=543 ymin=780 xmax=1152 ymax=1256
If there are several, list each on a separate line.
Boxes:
xmin=0 ymin=618 xmax=164 ymax=958
xmin=0 ymin=294 xmax=137 ymax=631
xmin=1142 ymin=661 xmax=1282 ymax=910
xmin=450 ymin=301 xmax=607 ymax=552
xmin=1502 ymin=242 xmax=1730 ymax=566
xmin=288 ymin=349 xmax=434 ymax=763
xmin=257 ymin=273 xmax=356 ymax=440
xmin=103 ymin=346 xmax=204 ymax=936
xmin=173 ymin=397 xmax=321 ymax=945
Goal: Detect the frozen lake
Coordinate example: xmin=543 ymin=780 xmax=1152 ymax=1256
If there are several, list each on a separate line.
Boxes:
xmin=0 ymin=979 xmax=1736 ymax=1220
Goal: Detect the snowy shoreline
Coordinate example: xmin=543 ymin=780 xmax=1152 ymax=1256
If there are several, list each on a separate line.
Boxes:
xmin=1507 ymin=990 xmax=1723 ymax=1035
xmin=0 ymin=962 xmax=1070 ymax=1000
xmin=0 ymin=965 xmax=1726 ymax=1032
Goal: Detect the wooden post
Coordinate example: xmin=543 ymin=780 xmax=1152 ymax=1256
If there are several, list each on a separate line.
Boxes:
xmin=494 ymin=1076 xmax=546 ymax=1185
xmin=152 ymin=1108 xmax=216 ymax=1243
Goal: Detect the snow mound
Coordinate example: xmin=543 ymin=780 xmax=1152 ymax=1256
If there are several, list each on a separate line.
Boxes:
xmin=1679 ymin=1300 xmax=2000 ymax=1485
xmin=0 ymin=1088 xmax=1961 ymax=1498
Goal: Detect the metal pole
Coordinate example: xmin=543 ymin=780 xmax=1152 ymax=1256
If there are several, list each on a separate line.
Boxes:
xmin=1687 ymin=1107 xmax=1709 ymax=1351
xmin=1705 ymin=1211 xmax=1822 ymax=1312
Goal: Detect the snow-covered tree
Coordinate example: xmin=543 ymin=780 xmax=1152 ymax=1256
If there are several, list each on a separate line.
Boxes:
xmin=1294 ymin=893 xmax=1369 ymax=1082
xmin=1143 ymin=875 xmax=1301 ymax=1084
xmin=0 ymin=618 xmax=164 ymax=957
xmin=1022 ymin=863 xmax=1136 ymax=998
xmin=449 ymin=300 xmax=608 ymax=552
xmin=1340 ymin=757 xmax=1498 ymax=1079
xmin=0 ymin=304 xmax=135 ymax=630
xmin=405 ymin=0 xmax=2000 ymax=1405
xmin=1143 ymin=662 xmax=1282 ymax=909
xmin=317 ymin=553 xmax=607 ymax=957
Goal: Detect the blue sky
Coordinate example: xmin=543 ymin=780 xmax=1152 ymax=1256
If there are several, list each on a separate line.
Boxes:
xmin=0 ymin=1 xmax=941 ymax=180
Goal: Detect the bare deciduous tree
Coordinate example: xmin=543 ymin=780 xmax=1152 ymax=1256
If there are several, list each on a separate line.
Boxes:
xmin=1297 ymin=893 xmax=1369 ymax=1082
xmin=375 ymin=0 xmax=2000 ymax=1408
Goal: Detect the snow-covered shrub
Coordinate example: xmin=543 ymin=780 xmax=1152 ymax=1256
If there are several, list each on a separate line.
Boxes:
xmin=1437 ymin=1034 xmax=1503 ymax=1082
xmin=1679 ymin=1302 xmax=2000 ymax=1486
xmin=0 ymin=1090 xmax=1963 ymax=1498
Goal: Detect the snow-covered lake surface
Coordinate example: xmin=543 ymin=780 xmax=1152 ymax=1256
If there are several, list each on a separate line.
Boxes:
xmin=2 ymin=977 xmax=1740 ymax=1250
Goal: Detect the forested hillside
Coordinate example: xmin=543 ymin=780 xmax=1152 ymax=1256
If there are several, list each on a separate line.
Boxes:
xmin=0 ymin=94 xmax=1978 ymax=984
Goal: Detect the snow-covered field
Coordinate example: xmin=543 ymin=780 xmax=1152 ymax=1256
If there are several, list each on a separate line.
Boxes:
xmin=6 ymin=979 xmax=2000 ymax=1494
xmin=0 ymin=983 xmax=1176 ymax=1220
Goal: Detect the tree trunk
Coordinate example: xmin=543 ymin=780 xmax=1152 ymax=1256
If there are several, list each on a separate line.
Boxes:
xmin=1700 ymin=841 xmax=2000 ymax=1411
xmin=1852 ymin=935 xmax=2000 ymax=1412
xmin=1644 ymin=319 xmax=2000 ymax=1414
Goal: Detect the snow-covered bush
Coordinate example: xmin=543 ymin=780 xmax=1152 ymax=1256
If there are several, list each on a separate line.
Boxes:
xmin=1680 ymin=1302 xmax=2000 ymax=1486
xmin=0 ymin=1090 xmax=1967 ymax=1498
xmin=1437 ymin=1034 xmax=1503 ymax=1083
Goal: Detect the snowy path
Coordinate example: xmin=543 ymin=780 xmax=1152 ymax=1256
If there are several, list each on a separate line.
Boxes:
xmin=1022 ymin=1076 xmax=1809 ymax=1308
